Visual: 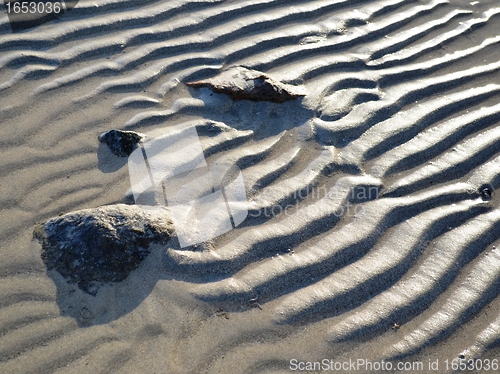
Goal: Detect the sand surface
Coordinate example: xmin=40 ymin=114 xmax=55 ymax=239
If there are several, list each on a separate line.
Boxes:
xmin=2 ymin=0 xmax=500 ymax=373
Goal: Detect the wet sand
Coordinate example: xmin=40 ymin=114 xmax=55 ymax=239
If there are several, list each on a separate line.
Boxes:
xmin=1 ymin=0 xmax=500 ymax=372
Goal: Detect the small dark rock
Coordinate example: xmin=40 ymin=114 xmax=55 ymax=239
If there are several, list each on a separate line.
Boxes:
xmin=187 ymin=66 xmax=306 ymax=103
xmin=481 ymin=187 xmax=493 ymax=201
xmin=98 ymin=129 xmax=143 ymax=157
xmin=34 ymin=204 xmax=173 ymax=295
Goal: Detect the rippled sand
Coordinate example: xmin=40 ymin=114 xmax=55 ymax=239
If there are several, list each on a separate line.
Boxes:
xmin=2 ymin=0 xmax=500 ymax=372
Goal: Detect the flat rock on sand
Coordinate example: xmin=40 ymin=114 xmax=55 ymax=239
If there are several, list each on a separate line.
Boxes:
xmin=98 ymin=129 xmax=144 ymax=157
xmin=34 ymin=204 xmax=173 ymax=295
xmin=187 ymin=66 xmax=306 ymax=103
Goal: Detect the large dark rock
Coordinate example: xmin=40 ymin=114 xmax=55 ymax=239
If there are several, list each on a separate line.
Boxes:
xmin=98 ymin=129 xmax=144 ymax=157
xmin=34 ymin=204 xmax=173 ymax=295
xmin=187 ymin=67 xmax=306 ymax=103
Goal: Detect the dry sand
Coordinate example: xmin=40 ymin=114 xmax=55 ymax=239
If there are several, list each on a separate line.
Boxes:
xmin=2 ymin=0 xmax=500 ymax=373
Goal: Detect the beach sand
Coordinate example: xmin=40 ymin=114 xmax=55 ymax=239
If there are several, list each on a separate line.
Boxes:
xmin=2 ymin=0 xmax=500 ymax=372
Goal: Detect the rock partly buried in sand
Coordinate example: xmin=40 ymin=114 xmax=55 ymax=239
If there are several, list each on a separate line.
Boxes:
xmin=98 ymin=129 xmax=144 ymax=157
xmin=34 ymin=204 xmax=173 ymax=295
xmin=187 ymin=66 xmax=306 ymax=103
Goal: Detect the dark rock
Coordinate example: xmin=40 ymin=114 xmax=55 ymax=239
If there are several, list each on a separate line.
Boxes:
xmin=187 ymin=67 xmax=306 ymax=103
xmin=34 ymin=204 xmax=173 ymax=295
xmin=98 ymin=129 xmax=144 ymax=157
xmin=481 ymin=187 xmax=493 ymax=201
